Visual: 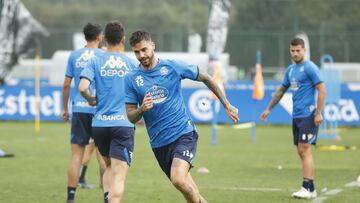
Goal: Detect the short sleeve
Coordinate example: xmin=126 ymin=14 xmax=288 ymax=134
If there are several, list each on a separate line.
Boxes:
xmin=125 ymin=74 xmax=139 ymax=105
xmin=282 ymin=67 xmax=290 ymax=88
xmin=65 ymin=53 xmax=74 ymax=78
xmin=306 ymin=62 xmax=322 ymax=85
xmin=172 ymin=60 xmax=199 ymax=80
xmin=80 ymin=58 xmax=95 ymax=82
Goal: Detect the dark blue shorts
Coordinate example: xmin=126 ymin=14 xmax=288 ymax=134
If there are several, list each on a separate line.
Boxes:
xmin=92 ymin=127 xmax=135 ymax=166
xmin=292 ymin=115 xmax=319 ymax=145
xmin=70 ymin=112 xmax=93 ymax=146
xmin=152 ymin=131 xmax=198 ymax=179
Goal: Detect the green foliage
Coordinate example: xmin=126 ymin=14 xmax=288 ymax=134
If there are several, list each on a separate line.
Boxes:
xmin=0 ymin=122 xmax=360 ymax=202
xmin=20 ymin=0 xmax=360 ymax=70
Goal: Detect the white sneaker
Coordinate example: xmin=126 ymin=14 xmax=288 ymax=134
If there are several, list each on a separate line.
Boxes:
xmin=292 ymin=187 xmax=317 ymax=199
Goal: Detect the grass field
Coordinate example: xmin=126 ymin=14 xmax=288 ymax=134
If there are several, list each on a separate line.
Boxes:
xmin=0 ymin=122 xmax=359 ymax=203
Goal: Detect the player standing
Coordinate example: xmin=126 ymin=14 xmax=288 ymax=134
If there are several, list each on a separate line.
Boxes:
xmin=260 ymin=38 xmax=326 ymax=199
xmin=62 ymin=22 xmax=106 ymax=203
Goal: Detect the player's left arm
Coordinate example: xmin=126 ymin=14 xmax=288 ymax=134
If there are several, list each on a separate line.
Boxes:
xmin=307 ymin=63 xmax=326 ymax=125
xmin=315 ymin=82 xmax=326 ymax=125
xmin=197 ymin=70 xmax=239 ymax=123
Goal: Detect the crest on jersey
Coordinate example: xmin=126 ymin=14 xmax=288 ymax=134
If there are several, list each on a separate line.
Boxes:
xmin=290 ymin=78 xmax=299 ymax=91
xmin=160 ymin=66 xmax=169 ymax=76
xmin=147 ymin=85 xmax=169 ymax=104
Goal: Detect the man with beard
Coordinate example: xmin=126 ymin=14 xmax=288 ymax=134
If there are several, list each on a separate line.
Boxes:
xmin=260 ymin=38 xmax=326 ymax=199
xmin=125 ymin=30 xmax=239 ymax=203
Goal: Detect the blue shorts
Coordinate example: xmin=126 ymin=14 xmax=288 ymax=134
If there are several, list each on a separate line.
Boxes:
xmin=70 ymin=112 xmax=93 ymax=146
xmin=292 ymin=115 xmax=319 ymax=145
xmin=152 ymin=131 xmax=198 ymax=179
xmin=92 ymin=127 xmax=135 ymax=166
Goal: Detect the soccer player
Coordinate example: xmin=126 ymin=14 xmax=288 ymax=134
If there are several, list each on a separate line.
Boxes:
xmin=260 ymin=38 xmax=326 ymax=199
xmin=79 ymin=21 xmax=137 ymax=203
xmin=62 ymin=22 xmax=106 ymax=203
xmin=125 ymin=30 xmax=239 ymax=203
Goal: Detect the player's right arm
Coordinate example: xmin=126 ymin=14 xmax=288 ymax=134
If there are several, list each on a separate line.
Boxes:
xmin=79 ymin=78 xmax=96 ymax=106
xmin=61 ymin=76 xmax=72 ymax=122
xmin=126 ymin=93 xmax=153 ymax=124
xmin=260 ymin=85 xmax=288 ymax=122
xmin=62 ymin=53 xmax=74 ymax=122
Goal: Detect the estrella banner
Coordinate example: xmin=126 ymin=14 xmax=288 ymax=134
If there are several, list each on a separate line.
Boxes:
xmin=1 ymin=81 xmax=360 ymax=125
xmin=0 ymin=86 xmax=62 ymax=121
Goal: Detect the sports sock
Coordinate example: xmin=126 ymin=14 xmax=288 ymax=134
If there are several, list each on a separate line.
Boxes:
xmin=79 ymin=165 xmax=88 ymax=183
xmin=302 ymin=178 xmax=314 ymax=192
xmin=104 ymin=191 xmax=109 ymax=203
xmin=309 ymin=180 xmax=315 ymax=192
xmin=67 ymin=187 xmax=76 ymax=200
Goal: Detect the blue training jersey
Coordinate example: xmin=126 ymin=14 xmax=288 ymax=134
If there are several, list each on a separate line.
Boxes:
xmin=125 ymin=59 xmax=198 ymax=148
xmin=282 ymin=60 xmax=323 ymax=118
xmin=80 ymin=51 xmax=137 ymax=127
xmin=65 ymin=48 xmax=103 ymax=113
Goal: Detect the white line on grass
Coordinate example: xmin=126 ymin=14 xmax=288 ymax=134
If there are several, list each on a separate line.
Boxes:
xmin=312 ymin=181 xmax=357 ymax=203
xmin=344 ymin=181 xmax=357 ymax=187
xmin=324 ymin=189 xmax=343 ymax=195
xmin=208 ymin=187 xmax=297 ymax=192
xmin=232 ymin=122 xmax=254 ymax=129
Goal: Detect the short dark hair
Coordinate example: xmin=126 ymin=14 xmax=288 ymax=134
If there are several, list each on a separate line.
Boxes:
xmin=104 ymin=21 xmax=125 ymax=46
xmin=291 ymin=38 xmax=305 ymax=48
xmin=83 ymin=23 xmax=102 ymax=42
xmin=129 ymin=30 xmax=152 ymax=47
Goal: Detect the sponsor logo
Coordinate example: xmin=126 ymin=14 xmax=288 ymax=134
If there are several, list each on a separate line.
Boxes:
xmin=100 ymin=56 xmax=129 ymax=77
xmin=307 ymin=133 xmax=313 ymax=140
xmin=188 ymin=89 xmax=220 ymax=121
xmin=0 ymin=89 xmax=61 ymax=117
xmin=290 ymin=78 xmax=299 ymax=90
xmin=75 ymin=101 xmax=94 ymax=108
xmin=300 ymin=66 xmax=304 ymax=72
xmin=280 ymin=95 xmax=359 ymax=122
xmin=147 ymin=85 xmax=168 ymax=104
xmin=96 ymin=114 xmax=126 ymax=121
xmin=75 ymin=50 xmax=95 ymax=68
xmin=160 ymin=66 xmax=169 ymax=76
xmin=324 ymin=99 xmax=359 ymax=122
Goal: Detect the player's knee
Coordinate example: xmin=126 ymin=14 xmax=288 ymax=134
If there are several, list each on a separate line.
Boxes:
xmin=111 ymin=188 xmax=124 ymax=198
xmin=297 ymin=144 xmax=311 ymax=157
xmin=170 ymin=175 xmax=187 ymax=190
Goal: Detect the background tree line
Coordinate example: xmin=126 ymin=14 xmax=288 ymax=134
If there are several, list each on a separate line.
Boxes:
xmin=23 ymin=0 xmax=360 ymax=76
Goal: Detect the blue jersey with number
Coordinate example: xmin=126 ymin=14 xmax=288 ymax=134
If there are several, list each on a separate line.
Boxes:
xmin=125 ymin=59 xmax=198 ymax=148
xmin=282 ymin=60 xmax=322 ymax=118
xmin=80 ymin=51 xmax=137 ymax=127
xmin=65 ymin=48 xmax=103 ymax=113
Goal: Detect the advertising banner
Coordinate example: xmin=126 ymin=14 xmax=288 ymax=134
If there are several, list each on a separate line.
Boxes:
xmin=1 ymin=81 xmax=359 ymax=125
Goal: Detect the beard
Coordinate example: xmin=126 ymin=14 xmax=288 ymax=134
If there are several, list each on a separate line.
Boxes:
xmin=292 ymin=55 xmax=304 ymax=64
xmin=140 ymin=52 xmax=154 ymax=68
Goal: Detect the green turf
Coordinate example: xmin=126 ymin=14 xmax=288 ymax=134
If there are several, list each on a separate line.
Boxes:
xmin=0 ymin=122 xmax=359 ymax=203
